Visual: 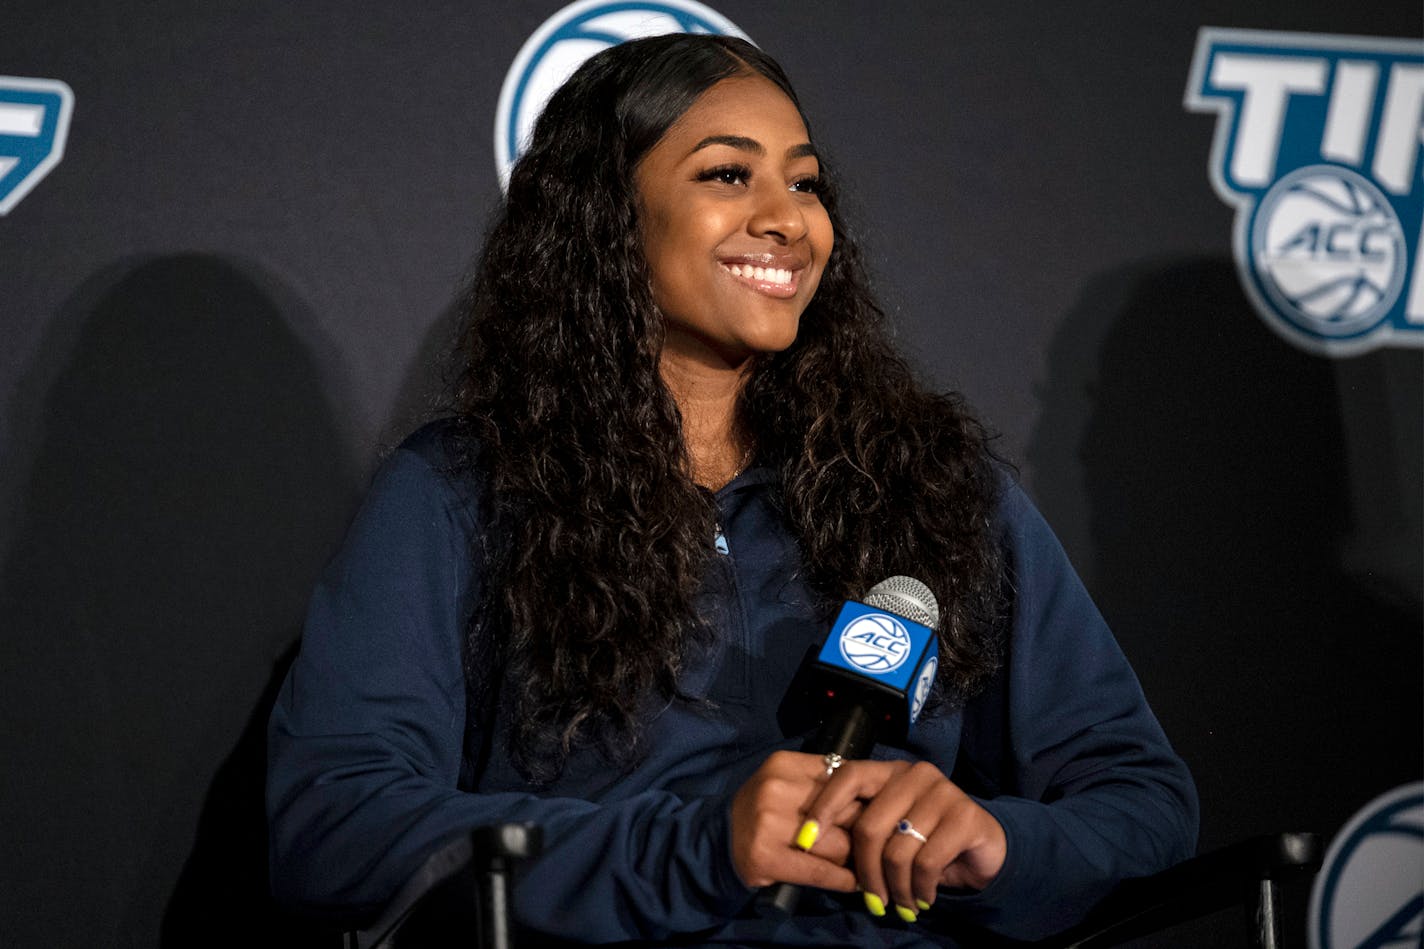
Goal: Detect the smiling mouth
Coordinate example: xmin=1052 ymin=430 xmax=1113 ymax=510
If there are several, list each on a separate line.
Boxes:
xmin=725 ymin=262 xmax=792 ymax=285
xmin=721 ymin=262 xmax=800 ymax=297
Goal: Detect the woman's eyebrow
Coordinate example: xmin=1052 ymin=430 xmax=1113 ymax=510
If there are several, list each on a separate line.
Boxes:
xmin=687 ymin=136 xmax=819 ymax=161
xmin=689 ymin=134 xmax=764 ymax=156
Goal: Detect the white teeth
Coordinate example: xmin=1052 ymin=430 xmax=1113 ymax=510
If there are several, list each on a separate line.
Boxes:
xmin=723 ymin=263 xmax=794 ymax=286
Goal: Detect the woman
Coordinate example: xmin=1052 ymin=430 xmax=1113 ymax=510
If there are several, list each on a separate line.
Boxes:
xmin=267 ymin=34 xmax=1197 ymax=946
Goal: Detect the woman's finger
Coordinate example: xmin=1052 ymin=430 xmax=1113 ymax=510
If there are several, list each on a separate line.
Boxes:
xmin=776 ymin=850 xmax=859 ymax=892
xmin=795 ymin=821 xmax=854 ymax=865
xmin=731 ymin=750 xmax=880 ymax=888
xmin=849 ymin=760 xmax=942 ymax=918
xmin=800 ymin=759 xmax=910 ymax=829
xmin=882 ymin=781 xmax=957 ymax=915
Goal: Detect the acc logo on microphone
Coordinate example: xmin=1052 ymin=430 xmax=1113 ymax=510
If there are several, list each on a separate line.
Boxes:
xmin=1185 ymin=29 xmax=1424 ymax=355
xmin=0 ymin=75 xmax=74 ymax=215
xmin=1309 ymin=782 xmax=1423 ymax=949
xmin=839 ymin=613 xmax=912 ymax=674
xmin=494 ymin=0 xmax=749 ymax=188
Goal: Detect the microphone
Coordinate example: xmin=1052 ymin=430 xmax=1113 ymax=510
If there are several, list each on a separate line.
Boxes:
xmin=758 ymin=576 xmax=941 ymax=916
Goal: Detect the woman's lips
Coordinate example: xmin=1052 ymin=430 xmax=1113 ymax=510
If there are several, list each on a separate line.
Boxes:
xmin=720 ymin=261 xmax=802 ymax=298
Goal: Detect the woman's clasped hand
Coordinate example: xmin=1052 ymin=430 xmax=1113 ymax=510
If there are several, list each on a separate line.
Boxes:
xmin=730 ymin=751 xmax=1008 ymax=921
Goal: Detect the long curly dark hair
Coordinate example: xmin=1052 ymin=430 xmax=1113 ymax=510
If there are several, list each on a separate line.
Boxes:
xmin=451 ymin=34 xmax=1003 ymax=782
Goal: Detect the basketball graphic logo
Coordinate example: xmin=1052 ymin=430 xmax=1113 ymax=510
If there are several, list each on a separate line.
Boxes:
xmin=495 ymin=0 xmax=748 ymax=188
xmin=1252 ymin=166 xmax=1405 ymax=339
xmin=1185 ymin=29 xmax=1423 ymax=355
xmin=838 ymin=613 xmax=912 ymax=674
xmin=1309 ymin=783 xmax=1424 ymax=949
xmin=910 ymin=656 xmax=938 ymax=722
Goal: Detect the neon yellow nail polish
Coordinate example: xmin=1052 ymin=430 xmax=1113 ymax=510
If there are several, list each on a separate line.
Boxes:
xmin=862 ymin=891 xmax=886 ymax=917
xmin=915 ymin=899 xmax=932 ymax=912
xmin=895 ymin=904 xmax=918 ymax=923
xmin=794 ymin=820 xmax=820 ymax=851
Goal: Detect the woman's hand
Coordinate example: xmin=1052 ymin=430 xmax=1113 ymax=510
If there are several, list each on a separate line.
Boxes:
xmin=728 ymin=750 xmax=862 ymax=891
xmin=801 ymin=759 xmax=1006 ymax=920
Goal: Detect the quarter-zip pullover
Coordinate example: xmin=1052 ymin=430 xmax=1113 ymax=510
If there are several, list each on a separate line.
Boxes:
xmin=267 ymin=422 xmax=1197 ymax=946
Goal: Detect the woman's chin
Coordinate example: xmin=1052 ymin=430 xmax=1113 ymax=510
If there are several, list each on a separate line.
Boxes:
xmin=661 ymin=329 xmax=801 ymax=374
xmin=741 ymin=325 xmax=802 ymax=357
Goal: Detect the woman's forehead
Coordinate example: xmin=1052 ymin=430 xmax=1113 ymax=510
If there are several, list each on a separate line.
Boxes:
xmin=655 ymin=75 xmax=811 ymax=156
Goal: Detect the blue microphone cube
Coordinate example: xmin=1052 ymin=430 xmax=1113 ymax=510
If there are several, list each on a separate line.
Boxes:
xmin=815 ymin=600 xmax=939 ymax=728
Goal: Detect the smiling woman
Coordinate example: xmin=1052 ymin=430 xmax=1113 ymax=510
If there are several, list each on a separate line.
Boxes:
xmin=637 ymin=75 xmax=833 ymax=370
xmin=637 ymin=72 xmax=835 ymax=487
xmin=266 ymin=33 xmax=1198 ymax=948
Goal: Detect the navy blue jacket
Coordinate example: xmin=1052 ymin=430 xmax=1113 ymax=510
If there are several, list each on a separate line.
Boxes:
xmin=267 ymin=423 xmax=1198 ymax=946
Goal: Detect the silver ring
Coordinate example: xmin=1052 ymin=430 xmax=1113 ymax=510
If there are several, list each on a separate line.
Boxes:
xmin=896 ymin=819 xmax=928 ymax=844
xmin=822 ymin=752 xmax=844 ymax=777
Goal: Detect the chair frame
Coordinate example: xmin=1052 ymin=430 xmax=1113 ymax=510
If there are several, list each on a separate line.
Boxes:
xmin=345 ymin=829 xmax=1321 ymax=949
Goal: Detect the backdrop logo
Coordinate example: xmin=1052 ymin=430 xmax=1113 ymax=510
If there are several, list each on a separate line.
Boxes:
xmin=1185 ymin=29 xmax=1424 ymax=355
xmin=838 ymin=614 xmax=911 ymax=673
xmin=494 ymin=0 xmax=749 ymax=188
xmin=1309 ymin=783 xmax=1423 ymax=949
xmin=0 ymin=75 xmax=73 ymax=215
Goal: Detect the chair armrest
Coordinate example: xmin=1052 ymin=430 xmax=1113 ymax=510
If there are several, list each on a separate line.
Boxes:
xmin=345 ymin=823 xmax=543 ymax=949
xmin=1042 ymin=832 xmax=1323 ymax=949
xmin=950 ymin=832 xmax=1322 ymax=949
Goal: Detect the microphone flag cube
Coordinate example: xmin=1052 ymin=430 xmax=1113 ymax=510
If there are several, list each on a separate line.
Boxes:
xmin=809 ymin=600 xmax=939 ymax=739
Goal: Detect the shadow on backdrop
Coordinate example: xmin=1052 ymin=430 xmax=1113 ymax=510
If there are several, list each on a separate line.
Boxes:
xmin=0 ymin=255 xmax=358 ymax=947
xmin=1028 ymin=257 xmax=1423 ymax=947
xmin=384 ymin=294 xmax=466 ymax=452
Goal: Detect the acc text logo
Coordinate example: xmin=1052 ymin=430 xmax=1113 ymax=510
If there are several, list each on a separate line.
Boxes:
xmin=495 ymin=0 xmax=748 ymax=188
xmin=1185 ymin=29 xmax=1424 ymax=355
xmin=0 ymin=75 xmax=73 ymax=216
xmin=838 ymin=613 xmax=912 ymax=674
xmin=1309 ymin=782 xmax=1423 ymax=949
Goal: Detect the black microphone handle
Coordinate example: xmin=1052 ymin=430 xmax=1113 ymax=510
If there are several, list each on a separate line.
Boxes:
xmin=806 ymin=702 xmax=877 ymax=760
xmin=756 ymin=702 xmax=878 ymax=917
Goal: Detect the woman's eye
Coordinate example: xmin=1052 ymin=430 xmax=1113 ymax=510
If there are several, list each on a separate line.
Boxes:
xmin=697 ymin=165 xmax=749 ymax=186
xmin=791 ymin=176 xmax=824 ymax=195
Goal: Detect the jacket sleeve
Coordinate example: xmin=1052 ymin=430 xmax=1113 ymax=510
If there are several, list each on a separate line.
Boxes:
xmin=265 ymin=440 xmax=752 ymax=941
xmin=931 ymin=479 xmax=1200 ymax=942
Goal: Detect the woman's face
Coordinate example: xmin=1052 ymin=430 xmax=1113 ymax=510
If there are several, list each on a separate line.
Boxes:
xmin=635 ymin=74 xmax=834 ymax=372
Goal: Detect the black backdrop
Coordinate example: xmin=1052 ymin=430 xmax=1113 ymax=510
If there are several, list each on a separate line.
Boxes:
xmin=1 ymin=2 xmax=1419 ymax=946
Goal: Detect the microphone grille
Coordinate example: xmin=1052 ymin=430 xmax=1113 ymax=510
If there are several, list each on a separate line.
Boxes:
xmin=863 ymin=576 xmax=939 ymax=628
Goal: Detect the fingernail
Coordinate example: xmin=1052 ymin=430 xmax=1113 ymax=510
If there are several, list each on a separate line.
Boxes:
xmin=895 ymin=904 xmax=918 ymax=923
xmin=915 ymin=899 xmax=932 ymax=912
xmin=794 ymin=820 xmax=820 ymax=851
xmin=862 ymin=891 xmax=886 ymax=917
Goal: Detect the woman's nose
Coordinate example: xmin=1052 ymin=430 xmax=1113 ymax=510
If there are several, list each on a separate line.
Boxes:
xmin=747 ymin=183 xmax=808 ymax=244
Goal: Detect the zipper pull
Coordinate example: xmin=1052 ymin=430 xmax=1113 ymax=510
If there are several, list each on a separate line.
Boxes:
xmin=714 ymin=521 xmax=730 ymax=555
